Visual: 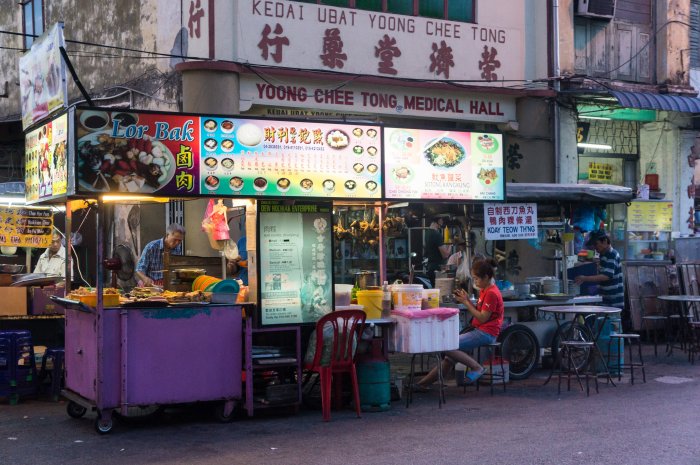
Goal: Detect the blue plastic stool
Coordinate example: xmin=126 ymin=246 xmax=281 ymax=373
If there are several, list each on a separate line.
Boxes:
xmin=39 ymin=348 xmax=65 ymax=401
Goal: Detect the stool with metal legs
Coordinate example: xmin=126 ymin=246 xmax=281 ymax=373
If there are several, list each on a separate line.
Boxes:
xmin=406 ymin=352 xmax=446 ymax=408
xmin=556 ymin=341 xmax=598 ymax=396
xmin=607 ymin=334 xmax=645 ymax=384
xmin=465 ymin=342 xmax=506 ymax=395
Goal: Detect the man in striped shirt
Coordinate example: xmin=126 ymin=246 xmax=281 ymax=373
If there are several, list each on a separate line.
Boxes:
xmin=575 ymin=231 xmax=624 ymax=310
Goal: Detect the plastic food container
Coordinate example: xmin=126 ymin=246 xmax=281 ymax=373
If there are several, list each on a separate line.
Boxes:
xmin=391 ymin=284 xmax=424 ymax=310
xmin=79 ymin=293 xmax=120 ymax=308
xmin=334 ymin=284 xmax=353 ymax=307
xmin=357 ymin=289 xmax=383 ymax=319
xmin=422 ymin=289 xmax=440 ymax=308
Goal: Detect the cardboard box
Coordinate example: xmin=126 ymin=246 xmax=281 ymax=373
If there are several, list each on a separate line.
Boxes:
xmin=0 ymin=287 xmax=28 ymax=316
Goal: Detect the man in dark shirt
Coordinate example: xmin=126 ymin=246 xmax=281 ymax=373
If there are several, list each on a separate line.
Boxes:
xmin=575 ymin=231 xmax=624 ymax=309
xmin=424 ymin=217 xmax=450 ymax=286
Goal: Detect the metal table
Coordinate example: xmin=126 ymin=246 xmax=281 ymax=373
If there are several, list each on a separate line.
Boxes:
xmin=656 ymin=295 xmax=700 ymax=356
xmin=538 ymin=305 xmax=622 ymax=387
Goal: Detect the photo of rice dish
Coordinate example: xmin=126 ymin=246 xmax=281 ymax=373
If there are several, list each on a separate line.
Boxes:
xmin=221 ymin=158 xmax=234 ymax=170
xmin=477 ymin=168 xmax=499 ymax=186
xmin=221 ymin=120 xmax=235 ymax=133
xmin=352 ymin=128 xmax=363 ymax=137
xmin=366 ymin=128 xmax=378 ymax=138
xmin=221 ymin=139 xmax=234 ymax=151
xmin=353 ymin=145 xmax=363 ymax=155
xmin=229 ymin=176 xmax=244 ymax=191
xmin=367 ymin=164 xmax=378 ymax=174
xmin=203 ymin=119 xmax=217 ymax=132
xmin=300 ymin=178 xmax=313 ymax=192
xmin=204 ymin=157 xmax=217 ymax=169
xmin=204 ymin=138 xmax=217 ymax=151
xmin=205 ymin=175 xmax=220 ymax=190
xmin=323 ymin=179 xmax=336 ymax=192
xmin=277 ymin=178 xmax=291 ymax=192
xmin=365 ymin=180 xmax=378 ymax=192
xmin=424 ymin=137 xmax=466 ymax=168
xmin=353 ymin=163 xmax=364 ymax=173
xmin=344 ymin=180 xmax=357 ymax=191
xmin=367 ymin=146 xmax=377 ymax=156
xmin=237 ymin=123 xmax=263 ymax=147
xmin=253 ymin=177 xmax=268 ymax=191
xmin=326 ymin=129 xmax=349 ymax=149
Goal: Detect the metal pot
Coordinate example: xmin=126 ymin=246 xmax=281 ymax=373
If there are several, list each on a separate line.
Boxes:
xmin=0 ymin=264 xmax=24 ymax=274
xmin=354 ymin=270 xmax=378 ymax=290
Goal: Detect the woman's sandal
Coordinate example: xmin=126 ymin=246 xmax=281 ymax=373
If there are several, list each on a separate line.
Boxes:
xmin=407 ymin=383 xmax=430 ymax=393
xmin=465 ymin=368 xmax=485 ymax=384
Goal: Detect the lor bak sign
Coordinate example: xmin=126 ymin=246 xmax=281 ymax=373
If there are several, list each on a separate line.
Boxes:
xmin=240 ymin=76 xmax=515 ymax=122
xmin=234 ymin=0 xmax=525 ymax=84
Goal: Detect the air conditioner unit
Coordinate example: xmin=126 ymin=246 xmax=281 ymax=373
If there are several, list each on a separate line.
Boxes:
xmin=576 ymin=0 xmax=616 ymax=20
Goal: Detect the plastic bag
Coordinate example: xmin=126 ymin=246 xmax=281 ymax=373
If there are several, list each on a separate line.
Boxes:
xmin=223 ymin=240 xmax=239 ymax=261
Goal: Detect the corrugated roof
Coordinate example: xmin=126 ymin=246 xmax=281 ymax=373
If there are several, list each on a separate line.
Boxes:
xmin=610 ymin=90 xmax=700 ymax=113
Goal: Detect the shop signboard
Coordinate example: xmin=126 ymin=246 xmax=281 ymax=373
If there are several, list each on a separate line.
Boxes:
xmin=384 ymin=128 xmax=504 ymax=201
xmin=483 ymin=203 xmax=537 ymax=240
xmin=25 ymin=112 xmax=69 ymax=203
xmin=627 ymin=201 xmax=673 ymax=232
xmin=74 ymin=108 xmax=382 ymax=199
xmin=19 ymin=23 xmax=68 ymax=130
xmin=258 ymin=200 xmax=333 ymax=325
xmin=0 ymin=206 xmax=54 ymax=248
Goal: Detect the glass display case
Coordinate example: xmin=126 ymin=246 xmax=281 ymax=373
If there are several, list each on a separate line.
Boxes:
xmin=624 ymin=200 xmax=673 ymax=261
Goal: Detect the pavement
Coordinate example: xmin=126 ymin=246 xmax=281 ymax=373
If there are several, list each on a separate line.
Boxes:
xmin=1 ymin=344 xmax=699 ymax=465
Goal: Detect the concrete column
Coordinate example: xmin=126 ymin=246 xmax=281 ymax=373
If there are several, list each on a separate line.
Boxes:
xmin=176 ymin=62 xmax=241 ymax=114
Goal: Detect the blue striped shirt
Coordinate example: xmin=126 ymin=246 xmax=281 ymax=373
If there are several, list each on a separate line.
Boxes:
xmin=136 ymin=238 xmax=183 ymax=282
xmin=598 ymin=247 xmax=624 ymax=309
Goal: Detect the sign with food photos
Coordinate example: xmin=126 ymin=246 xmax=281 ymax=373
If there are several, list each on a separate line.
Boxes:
xmin=384 ymin=128 xmax=504 ymax=201
xmin=0 ymin=206 xmax=54 ymax=248
xmin=484 ymin=203 xmax=537 ymax=240
xmin=74 ymin=108 xmax=382 ymax=199
xmin=25 ymin=112 xmax=69 ymax=203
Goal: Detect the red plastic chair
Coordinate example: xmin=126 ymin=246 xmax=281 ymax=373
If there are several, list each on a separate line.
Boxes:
xmin=304 ymin=310 xmax=366 ymax=421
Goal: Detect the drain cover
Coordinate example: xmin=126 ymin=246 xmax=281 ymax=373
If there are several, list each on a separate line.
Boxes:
xmin=654 ymin=376 xmax=693 ymax=384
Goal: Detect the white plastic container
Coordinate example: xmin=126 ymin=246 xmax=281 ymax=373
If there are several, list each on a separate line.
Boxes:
xmin=334 ymin=284 xmax=353 ymax=307
xmin=391 ymin=284 xmax=424 ymax=310
xmin=390 ymin=308 xmax=460 ymax=353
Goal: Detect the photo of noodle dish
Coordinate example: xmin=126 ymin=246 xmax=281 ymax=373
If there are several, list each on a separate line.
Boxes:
xmin=326 ymin=129 xmax=349 ymax=149
xmin=424 ymin=137 xmax=466 ymax=168
xmin=392 ymin=166 xmax=414 ymax=184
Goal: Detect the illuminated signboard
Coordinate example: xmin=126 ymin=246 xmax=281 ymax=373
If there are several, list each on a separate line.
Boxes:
xmin=384 ymin=128 xmax=504 ymax=201
xmin=25 ymin=112 xmax=69 ymax=203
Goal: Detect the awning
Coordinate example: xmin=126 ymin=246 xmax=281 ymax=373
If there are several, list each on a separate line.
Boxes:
xmin=610 ymin=90 xmax=700 ymax=113
xmin=506 ymin=183 xmax=634 ymax=204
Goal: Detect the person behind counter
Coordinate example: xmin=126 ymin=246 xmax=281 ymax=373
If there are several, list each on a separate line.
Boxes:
xmin=225 ymin=236 xmax=248 ymax=286
xmin=425 ymin=217 xmax=451 ymax=286
xmin=414 ymin=258 xmax=504 ymax=390
xmin=135 ymin=223 xmax=185 ymax=287
xmin=575 ymin=230 xmax=624 ymax=310
xmin=34 ymin=231 xmax=66 ymax=277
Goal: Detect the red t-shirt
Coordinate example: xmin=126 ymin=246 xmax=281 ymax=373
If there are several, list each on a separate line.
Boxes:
xmin=471 ymin=284 xmax=504 ymax=337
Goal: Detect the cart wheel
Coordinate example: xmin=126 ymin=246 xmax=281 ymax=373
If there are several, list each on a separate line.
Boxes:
xmin=66 ymin=401 xmax=87 ymax=419
xmin=499 ymin=324 xmax=540 ymax=380
xmin=213 ymin=402 xmax=237 ymax=423
xmin=94 ymin=413 xmax=114 ymax=434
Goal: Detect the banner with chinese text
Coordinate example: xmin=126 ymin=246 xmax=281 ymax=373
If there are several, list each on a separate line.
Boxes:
xmin=484 ymin=203 xmax=537 ymax=240
xmin=0 ymin=207 xmax=54 ymax=248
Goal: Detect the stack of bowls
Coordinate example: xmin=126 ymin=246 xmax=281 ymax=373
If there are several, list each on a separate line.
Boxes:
xmin=192 ymin=275 xmax=222 ymax=291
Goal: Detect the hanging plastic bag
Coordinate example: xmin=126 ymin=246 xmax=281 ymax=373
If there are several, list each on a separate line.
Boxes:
xmin=223 ymin=239 xmax=239 ymax=261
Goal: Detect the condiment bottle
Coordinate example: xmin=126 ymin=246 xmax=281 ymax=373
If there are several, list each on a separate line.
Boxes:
xmin=381 ymin=281 xmax=392 ymax=317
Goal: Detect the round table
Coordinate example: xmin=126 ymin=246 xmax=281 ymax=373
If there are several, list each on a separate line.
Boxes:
xmin=538 ymin=305 xmax=622 ymax=386
xmin=656 ymin=295 xmax=700 ymax=355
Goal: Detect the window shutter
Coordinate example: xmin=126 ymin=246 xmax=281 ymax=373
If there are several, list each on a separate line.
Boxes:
xmin=691 ymin=0 xmax=700 ymax=69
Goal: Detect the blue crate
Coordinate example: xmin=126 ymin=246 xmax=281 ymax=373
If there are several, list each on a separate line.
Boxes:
xmin=0 ymin=331 xmax=38 ymax=403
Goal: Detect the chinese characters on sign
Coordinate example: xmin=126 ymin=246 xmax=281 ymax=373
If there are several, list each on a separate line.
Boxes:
xmin=484 ymin=203 xmax=538 ymax=240
xmin=243 ymin=0 xmax=522 ymax=84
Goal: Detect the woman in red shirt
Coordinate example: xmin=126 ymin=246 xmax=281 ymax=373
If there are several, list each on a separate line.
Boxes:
xmin=416 ymin=258 xmax=504 ymax=389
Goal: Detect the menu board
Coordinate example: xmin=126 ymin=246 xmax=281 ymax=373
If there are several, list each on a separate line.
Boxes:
xmin=628 ymin=201 xmax=673 ymax=232
xmin=0 ymin=206 xmax=54 ymax=248
xmin=258 ymin=201 xmax=333 ymax=325
xmin=74 ymin=109 xmax=381 ymax=199
xmin=199 ymin=118 xmax=381 ymax=199
xmin=384 ymin=128 xmax=504 ymax=201
xmin=25 ymin=113 xmax=69 ymax=203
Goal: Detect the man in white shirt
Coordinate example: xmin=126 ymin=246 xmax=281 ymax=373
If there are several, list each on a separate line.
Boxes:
xmin=34 ymin=232 xmax=66 ymax=277
xmin=446 ymin=239 xmax=467 ymax=269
